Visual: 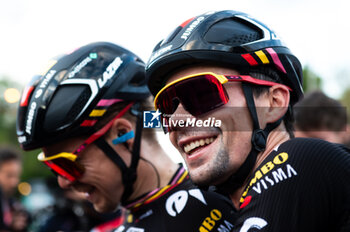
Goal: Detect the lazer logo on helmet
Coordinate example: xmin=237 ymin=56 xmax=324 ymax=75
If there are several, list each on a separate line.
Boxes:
xmin=98 ymin=57 xmax=123 ymax=88
xmin=180 ymin=16 xmax=205 ymax=40
xmin=25 ymin=102 xmax=37 ymax=134
xmin=68 ymin=56 xmax=93 ymax=78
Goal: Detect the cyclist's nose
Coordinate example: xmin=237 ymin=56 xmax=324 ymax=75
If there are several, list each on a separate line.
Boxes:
xmin=167 ymin=103 xmax=196 ymax=132
xmin=57 ymin=175 xmax=73 ymax=189
xmin=173 ymin=103 xmax=197 ymax=122
xmin=171 ymin=103 xmax=191 ymax=119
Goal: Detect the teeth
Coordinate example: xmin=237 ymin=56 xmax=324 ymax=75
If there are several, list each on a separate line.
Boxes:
xmin=183 ymin=137 xmax=216 ymax=154
xmin=190 ymin=142 xmax=195 ymax=150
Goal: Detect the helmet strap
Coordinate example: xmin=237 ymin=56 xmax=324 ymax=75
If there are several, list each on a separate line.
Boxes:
xmin=216 ymin=83 xmax=283 ymax=194
xmin=94 ymin=104 xmax=143 ymax=204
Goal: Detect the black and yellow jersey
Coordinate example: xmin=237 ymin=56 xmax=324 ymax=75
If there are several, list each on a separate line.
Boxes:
xmin=114 ymin=165 xmax=236 ymax=232
xmin=234 ymin=138 xmax=350 ymax=232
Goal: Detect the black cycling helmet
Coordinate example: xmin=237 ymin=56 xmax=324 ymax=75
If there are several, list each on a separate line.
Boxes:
xmin=146 ymin=10 xmax=304 ymax=193
xmin=17 ymin=41 xmax=149 ymax=150
xmin=146 ymin=10 xmax=303 ymax=105
xmin=17 ymin=41 xmax=150 ymax=203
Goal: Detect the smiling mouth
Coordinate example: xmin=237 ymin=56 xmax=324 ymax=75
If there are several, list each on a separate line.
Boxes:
xmin=183 ymin=136 xmax=217 ymax=154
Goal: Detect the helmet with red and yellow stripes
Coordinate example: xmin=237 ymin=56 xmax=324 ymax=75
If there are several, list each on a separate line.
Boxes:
xmin=146 ymin=10 xmax=303 ymax=104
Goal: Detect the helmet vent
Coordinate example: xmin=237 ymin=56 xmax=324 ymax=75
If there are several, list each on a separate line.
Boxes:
xmin=204 ymin=18 xmax=263 ymax=47
xmin=65 ymin=87 xmax=91 ymax=122
xmin=43 ymin=85 xmax=91 ymax=132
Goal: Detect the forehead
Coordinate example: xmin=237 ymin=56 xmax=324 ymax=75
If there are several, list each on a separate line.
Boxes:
xmin=166 ymin=65 xmax=240 ymax=84
xmin=0 ymin=158 xmax=20 ymax=164
xmin=0 ymin=159 xmax=21 ymax=171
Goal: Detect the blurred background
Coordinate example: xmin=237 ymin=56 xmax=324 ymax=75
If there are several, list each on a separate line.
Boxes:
xmin=0 ymin=0 xmax=349 ymax=230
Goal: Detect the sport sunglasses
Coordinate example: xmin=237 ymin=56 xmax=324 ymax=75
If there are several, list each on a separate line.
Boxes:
xmin=154 ymin=72 xmax=291 ymax=127
xmin=37 ymin=102 xmax=134 ymax=182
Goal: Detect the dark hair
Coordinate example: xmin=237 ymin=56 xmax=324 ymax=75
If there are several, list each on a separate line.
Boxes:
xmin=247 ymin=67 xmax=295 ymax=138
xmin=0 ymin=146 xmax=22 ymax=168
xmin=294 ymin=91 xmax=347 ymax=131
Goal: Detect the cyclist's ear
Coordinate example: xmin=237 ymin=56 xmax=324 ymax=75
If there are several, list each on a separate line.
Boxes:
xmin=108 ymin=118 xmax=134 ymax=150
xmin=113 ymin=131 xmax=135 ymax=148
xmin=256 ymin=85 xmax=290 ymax=126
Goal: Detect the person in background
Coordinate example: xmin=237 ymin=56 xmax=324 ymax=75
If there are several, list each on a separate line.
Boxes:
xmin=294 ymin=90 xmax=349 ymax=144
xmin=16 ymin=42 xmax=236 ymax=231
xmin=0 ymin=146 xmax=29 ymax=232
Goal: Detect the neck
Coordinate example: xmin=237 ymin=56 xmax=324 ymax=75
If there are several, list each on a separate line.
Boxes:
xmin=128 ymin=142 xmax=179 ymax=201
xmin=255 ymin=123 xmax=290 ymax=169
xmin=229 ymin=123 xmax=290 ymax=208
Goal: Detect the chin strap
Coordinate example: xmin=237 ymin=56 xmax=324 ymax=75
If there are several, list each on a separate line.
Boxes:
xmin=94 ymin=104 xmax=143 ymax=204
xmin=216 ymin=83 xmax=283 ymax=195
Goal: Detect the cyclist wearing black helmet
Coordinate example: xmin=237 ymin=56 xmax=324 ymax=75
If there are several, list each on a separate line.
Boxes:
xmin=17 ymin=42 xmax=236 ymax=231
xmin=146 ymin=10 xmax=350 ymax=231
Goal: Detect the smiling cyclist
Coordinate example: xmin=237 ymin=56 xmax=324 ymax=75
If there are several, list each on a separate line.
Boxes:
xmin=146 ymin=10 xmax=350 ymax=231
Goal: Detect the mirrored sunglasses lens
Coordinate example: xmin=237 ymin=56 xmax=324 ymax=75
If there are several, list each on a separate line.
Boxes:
xmin=157 ymin=86 xmax=177 ymax=115
xmin=45 ymin=158 xmax=84 ymax=181
xmin=177 ymin=75 xmax=227 ymax=116
xmin=158 ymin=74 xmax=229 ymax=117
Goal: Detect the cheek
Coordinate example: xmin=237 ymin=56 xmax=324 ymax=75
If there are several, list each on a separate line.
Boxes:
xmin=223 ymin=131 xmax=252 ymax=165
xmin=82 ymin=156 xmax=124 ymax=202
xmin=79 ymin=147 xmax=123 ymax=184
xmin=169 ymin=133 xmax=178 ymax=149
xmin=212 ymin=106 xmax=252 ymax=132
xmin=83 ymin=156 xmax=121 ymax=180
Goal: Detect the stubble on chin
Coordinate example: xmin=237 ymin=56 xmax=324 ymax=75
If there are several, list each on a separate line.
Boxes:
xmin=188 ymin=145 xmax=230 ymax=187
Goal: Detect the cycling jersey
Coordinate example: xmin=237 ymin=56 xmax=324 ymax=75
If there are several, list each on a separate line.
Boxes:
xmin=114 ymin=165 xmax=237 ymax=232
xmin=234 ymin=138 xmax=350 ymax=232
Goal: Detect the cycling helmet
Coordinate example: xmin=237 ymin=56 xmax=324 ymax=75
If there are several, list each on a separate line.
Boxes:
xmin=146 ymin=10 xmax=304 ymax=193
xmin=146 ymin=10 xmax=303 ymax=105
xmin=17 ymin=41 xmax=149 ymax=150
xmin=17 ymin=42 xmax=150 ymax=203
